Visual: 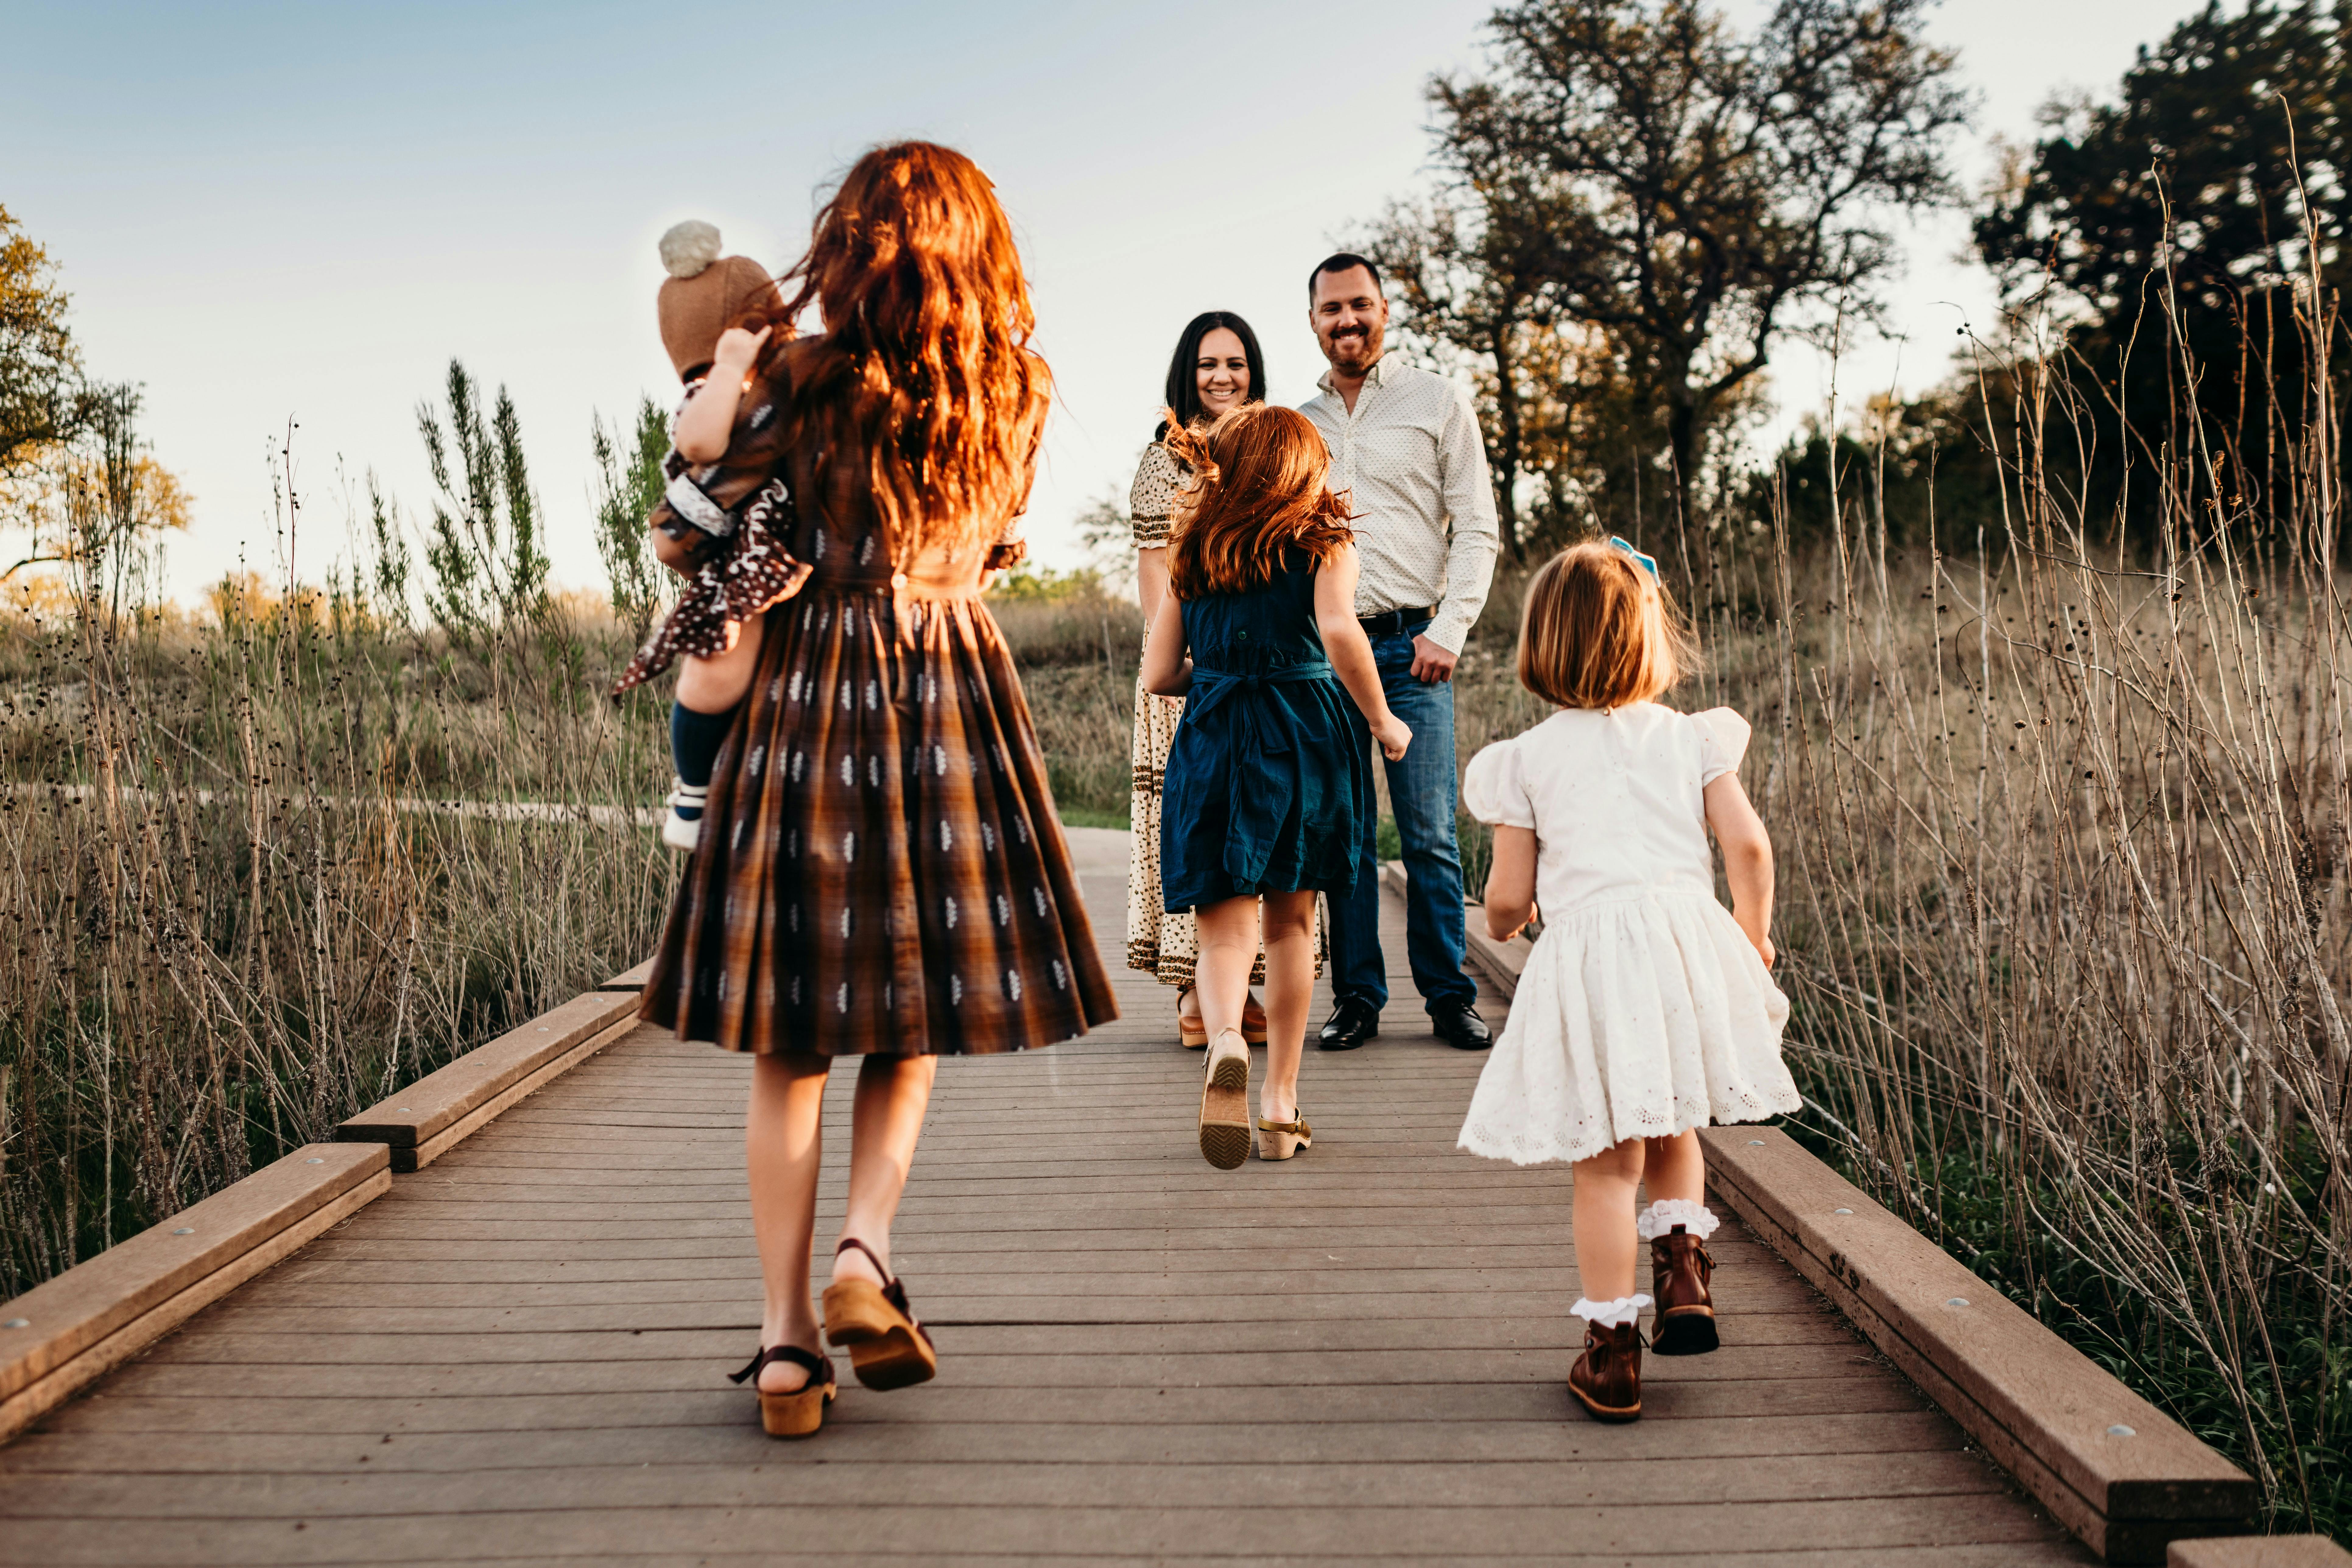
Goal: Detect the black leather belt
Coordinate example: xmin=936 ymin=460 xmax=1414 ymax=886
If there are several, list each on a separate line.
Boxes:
xmin=1357 ymin=606 xmax=1434 ymax=636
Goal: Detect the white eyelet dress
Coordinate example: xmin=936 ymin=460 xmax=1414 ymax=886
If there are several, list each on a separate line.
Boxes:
xmin=1455 ymin=703 xmax=1800 ymax=1165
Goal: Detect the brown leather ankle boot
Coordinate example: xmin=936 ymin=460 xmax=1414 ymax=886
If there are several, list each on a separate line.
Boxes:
xmin=1650 ymin=1225 xmax=1719 ymax=1355
xmin=1568 ymin=1320 xmax=1643 ymax=1421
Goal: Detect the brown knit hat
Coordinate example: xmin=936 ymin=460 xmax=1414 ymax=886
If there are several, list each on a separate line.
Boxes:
xmin=656 ymin=221 xmax=775 ymax=382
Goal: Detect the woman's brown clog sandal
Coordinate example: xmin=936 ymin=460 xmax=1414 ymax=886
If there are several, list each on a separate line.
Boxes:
xmin=1180 ymin=994 xmax=1269 ymax=1049
xmin=1198 ymin=1029 xmax=1252 ymax=1169
xmin=822 ymin=1238 xmax=939 ymax=1391
xmin=728 ymin=1343 xmax=836 ymax=1438
xmin=1178 ymin=989 xmax=1208 ymax=1050
xmin=1254 ymin=1110 xmax=1312 ymax=1161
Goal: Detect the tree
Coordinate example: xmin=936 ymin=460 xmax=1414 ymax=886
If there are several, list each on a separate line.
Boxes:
xmin=1416 ymin=0 xmax=1970 ymax=593
xmin=1974 ymin=2 xmax=2352 ymax=544
xmin=1366 ymin=194 xmax=1562 ymax=557
xmin=416 ymin=360 xmax=550 ymax=638
xmin=590 ymin=396 xmax=671 ymax=645
xmin=0 ymin=205 xmax=88 ymax=478
xmin=2 ymin=384 xmax=189 ymax=604
xmin=1976 ymin=1 xmax=2348 ymax=321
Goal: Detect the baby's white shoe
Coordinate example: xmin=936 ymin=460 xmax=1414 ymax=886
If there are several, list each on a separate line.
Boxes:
xmin=662 ymin=779 xmax=707 ymax=851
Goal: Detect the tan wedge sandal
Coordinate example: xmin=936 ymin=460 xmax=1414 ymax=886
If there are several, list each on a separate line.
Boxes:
xmin=1180 ymin=994 xmax=1270 ymax=1049
xmin=1254 ymin=1109 xmax=1312 ymax=1161
xmin=1198 ymin=1028 xmax=1251 ymax=1169
xmin=1178 ymin=987 xmax=1209 ymax=1049
xmin=728 ymin=1343 xmax=836 ymax=1438
xmin=822 ymin=1238 xmax=938 ymax=1391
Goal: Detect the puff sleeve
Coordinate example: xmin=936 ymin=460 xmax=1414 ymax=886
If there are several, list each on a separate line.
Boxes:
xmin=1461 ymin=739 xmax=1537 ymax=829
xmin=1128 ymin=442 xmax=1182 ymax=548
xmin=1691 ymin=707 xmax=1752 ymax=785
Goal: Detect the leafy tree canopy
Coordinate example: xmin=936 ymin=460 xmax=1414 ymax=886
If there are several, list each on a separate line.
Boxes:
xmin=1376 ymin=0 xmax=1970 ymax=587
xmin=0 ymin=205 xmax=86 ymax=477
xmin=1976 ymin=0 xmax=2352 ymax=317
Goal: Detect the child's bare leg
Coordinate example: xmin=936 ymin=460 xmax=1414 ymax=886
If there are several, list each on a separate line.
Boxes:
xmin=1571 ymin=1138 xmax=1647 ymax=1304
xmin=675 ymin=615 xmax=766 ymax=714
xmin=1256 ymin=890 xmax=1316 ymax=1122
xmin=1641 ymin=1129 xmax=1705 ymax=1206
xmin=1192 ymin=896 xmax=1259 ymax=1045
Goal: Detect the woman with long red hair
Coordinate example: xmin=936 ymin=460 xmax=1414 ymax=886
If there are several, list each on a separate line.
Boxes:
xmin=1140 ymin=404 xmax=1410 ymax=1168
xmin=636 ymin=142 xmax=1118 ymax=1437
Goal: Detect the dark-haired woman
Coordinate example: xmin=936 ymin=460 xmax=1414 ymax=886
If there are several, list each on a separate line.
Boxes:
xmin=637 ymin=141 xmax=1118 ymax=1438
xmin=1140 ymin=404 xmax=1408 ymax=1167
xmin=1125 ymin=312 xmax=1323 ymax=1047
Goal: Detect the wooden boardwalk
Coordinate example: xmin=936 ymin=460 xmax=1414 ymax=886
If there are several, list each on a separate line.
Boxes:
xmin=0 ymin=828 xmax=2090 ymax=1565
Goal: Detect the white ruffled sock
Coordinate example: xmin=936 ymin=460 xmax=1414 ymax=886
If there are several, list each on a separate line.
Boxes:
xmin=1636 ymin=1198 xmax=1719 ymax=1242
xmin=1569 ymin=1294 xmax=1652 ymax=1327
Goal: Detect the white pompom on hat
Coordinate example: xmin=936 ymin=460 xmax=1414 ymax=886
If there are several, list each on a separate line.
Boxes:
xmin=655 ymin=221 xmax=775 ymax=382
xmin=659 ymin=220 xmax=724 ymax=279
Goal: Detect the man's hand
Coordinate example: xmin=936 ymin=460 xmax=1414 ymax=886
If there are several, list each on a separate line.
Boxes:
xmin=1409 ymin=634 xmax=1457 ymax=683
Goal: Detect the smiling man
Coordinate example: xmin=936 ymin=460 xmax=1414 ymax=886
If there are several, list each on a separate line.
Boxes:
xmin=1300 ymin=252 xmax=1500 ymax=1053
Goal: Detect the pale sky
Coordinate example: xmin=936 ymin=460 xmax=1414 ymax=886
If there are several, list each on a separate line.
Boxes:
xmin=3 ymin=0 xmax=2207 ymax=602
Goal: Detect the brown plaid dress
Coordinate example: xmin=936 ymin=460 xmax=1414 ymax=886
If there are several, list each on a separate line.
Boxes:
xmin=641 ymin=340 xmax=1119 ymax=1055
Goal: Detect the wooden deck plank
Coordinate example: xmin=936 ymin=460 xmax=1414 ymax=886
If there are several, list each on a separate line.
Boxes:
xmin=0 ymin=1409 xmax=1973 ymax=1470
xmin=0 ymin=832 xmax=2088 ymax=1563
xmin=0 ymin=1496 xmax=2079 ymax=1565
xmin=0 ymin=1448 xmax=2021 ymax=1515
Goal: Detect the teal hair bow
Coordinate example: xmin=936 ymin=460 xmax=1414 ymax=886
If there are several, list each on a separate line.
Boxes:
xmin=1608 ymin=535 xmax=1658 ymax=578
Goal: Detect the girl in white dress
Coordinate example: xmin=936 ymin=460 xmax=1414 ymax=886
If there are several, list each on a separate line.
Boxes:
xmin=1456 ymin=538 xmax=1800 ymax=1423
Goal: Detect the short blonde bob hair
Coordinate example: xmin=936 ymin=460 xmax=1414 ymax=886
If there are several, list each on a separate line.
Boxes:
xmin=1516 ymin=541 xmax=1699 ymax=710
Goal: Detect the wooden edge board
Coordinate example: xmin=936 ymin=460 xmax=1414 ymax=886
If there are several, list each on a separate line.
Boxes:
xmin=597 ymin=959 xmax=654 ymax=991
xmin=2170 ymin=1538 xmax=2352 ymax=1567
xmin=1463 ymin=919 xmax=1531 ymax=994
xmin=1452 ymin=890 xmax=2253 ymax=1565
xmin=337 ymin=988 xmax=642 ymax=1148
xmin=1702 ymin=1132 xmax=2257 ymax=1563
xmin=0 ymin=1143 xmax=386 ymax=1406
xmin=1379 ymin=864 xmax=1531 ymax=995
xmin=392 ymin=1013 xmax=643 ymax=1173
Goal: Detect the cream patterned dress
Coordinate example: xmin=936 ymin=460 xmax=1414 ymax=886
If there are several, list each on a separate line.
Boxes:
xmin=1124 ymin=440 xmax=1323 ymax=985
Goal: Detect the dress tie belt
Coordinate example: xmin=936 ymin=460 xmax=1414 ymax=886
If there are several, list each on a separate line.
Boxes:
xmin=1179 ymin=658 xmax=1335 ymax=885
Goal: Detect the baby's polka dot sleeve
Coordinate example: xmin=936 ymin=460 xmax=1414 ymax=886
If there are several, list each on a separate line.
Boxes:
xmin=1461 ymin=740 xmax=1536 ymax=828
xmin=1692 ymin=707 xmax=1753 ymax=785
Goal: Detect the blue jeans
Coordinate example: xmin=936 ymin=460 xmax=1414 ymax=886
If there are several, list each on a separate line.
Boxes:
xmin=1330 ymin=622 xmax=1474 ymax=1014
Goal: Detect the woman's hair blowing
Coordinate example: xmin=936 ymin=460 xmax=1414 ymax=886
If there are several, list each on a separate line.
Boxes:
xmin=1161 ymin=405 xmax=1355 ymax=598
xmin=745 ymin=141 xmax=1049 ymax=566
xmin=1516 ymin=541 xmax=1699 ymax=709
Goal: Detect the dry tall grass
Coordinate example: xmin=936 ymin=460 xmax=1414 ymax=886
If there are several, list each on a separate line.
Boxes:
xmin=0 ymin=572 xmax=674 ymax=1298
xmin=1688 ymin=320 xmax=2350 ymax=1530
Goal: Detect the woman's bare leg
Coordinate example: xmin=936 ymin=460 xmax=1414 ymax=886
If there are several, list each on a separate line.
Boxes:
xmin=829 ymin=1053 xmax=940 ymax=1287
xmin=1571 ymin=1137 xmax=1648 ymax=1303
xmin=675 ymin=615 xmax=766 ymax=714
xmin=1255 ymin=890 xmax=1316 ymax=1123
xmin=746 ymin=1051 xmax=830 ymax=1392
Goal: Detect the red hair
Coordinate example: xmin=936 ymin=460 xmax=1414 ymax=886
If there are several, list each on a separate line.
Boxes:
xmin=1161 ymin=405 xmax=1354 ymax=597
xmin=745 ymin=142 xmax=1049 ymax=566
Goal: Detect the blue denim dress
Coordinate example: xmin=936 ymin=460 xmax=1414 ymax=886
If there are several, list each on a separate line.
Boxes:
xmin=1158 ymin=554 xmax=1374 ymax=911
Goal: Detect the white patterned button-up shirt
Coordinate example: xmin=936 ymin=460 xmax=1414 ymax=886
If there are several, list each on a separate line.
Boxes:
xmin=1300 ymin=357 xmax=1500 ymax=654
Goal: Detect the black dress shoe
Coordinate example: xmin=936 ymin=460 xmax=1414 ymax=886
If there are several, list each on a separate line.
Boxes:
xmin=1431 ymin=1002 xmax=1492 ymax=1051
xmin=1316 ymin=996 xmax=1380 ymax=1051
